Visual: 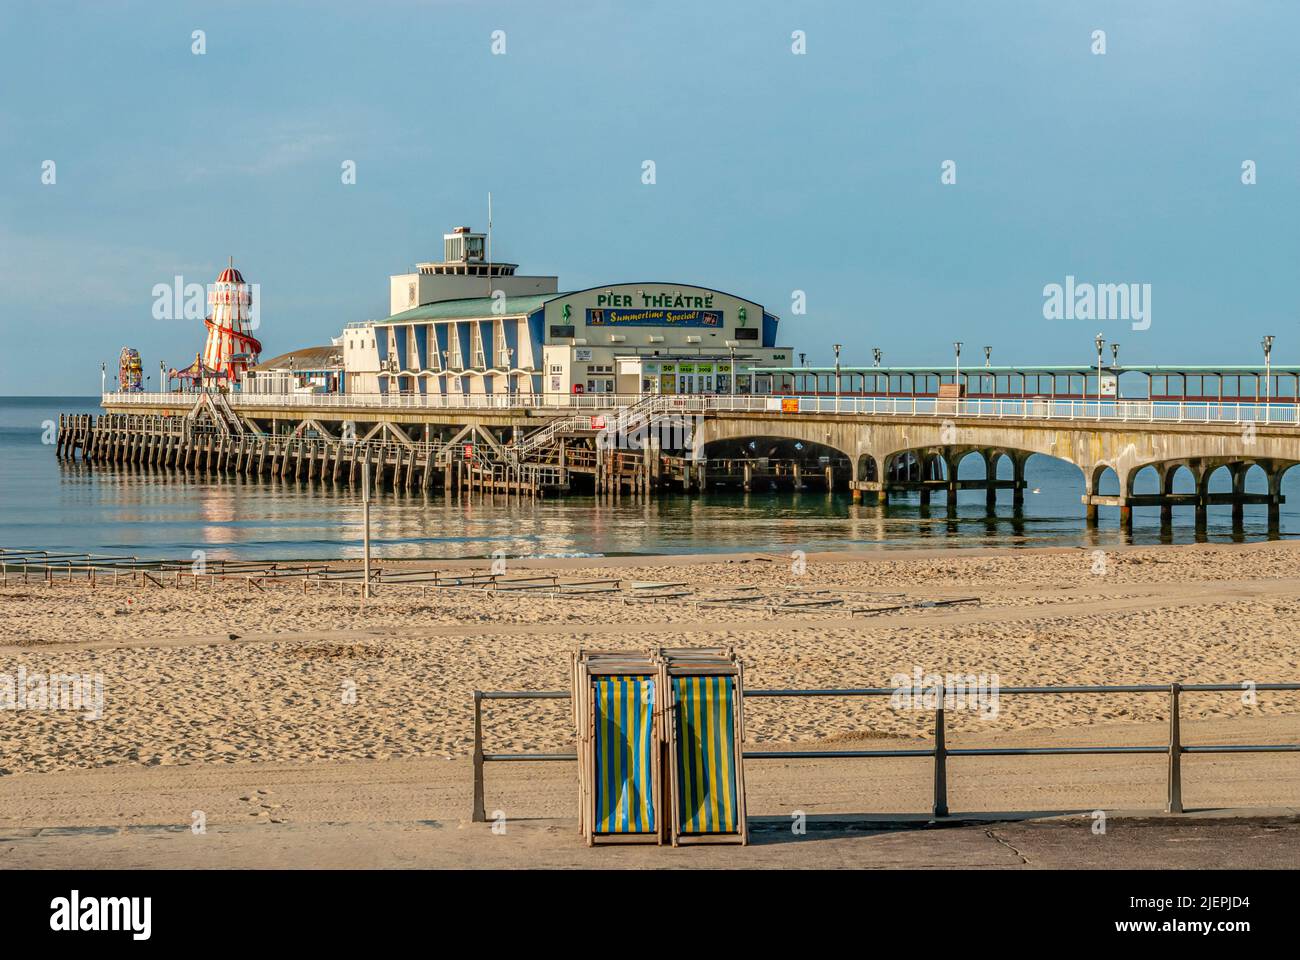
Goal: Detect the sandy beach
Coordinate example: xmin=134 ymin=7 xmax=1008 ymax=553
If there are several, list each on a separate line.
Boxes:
xmin=3 ymin=540 xmax=1299 ymax=781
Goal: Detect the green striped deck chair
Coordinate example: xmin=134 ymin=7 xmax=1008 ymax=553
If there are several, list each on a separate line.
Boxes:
xmin=591 ymin=675 xmax=657 ymax=837
xmin=672 ymin=674 xmax=743 ymax=840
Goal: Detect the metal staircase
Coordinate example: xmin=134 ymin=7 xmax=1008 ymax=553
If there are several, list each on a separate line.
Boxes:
xmin=510 ymin=395 xmax=670 ymax=459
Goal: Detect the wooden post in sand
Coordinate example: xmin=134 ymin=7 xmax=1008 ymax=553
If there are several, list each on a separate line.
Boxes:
xmin=362 ymin=461 xmax=372 ymax=600
xmin=472 ymin=691 xmax=487 ymax=822
xmin=932 ymin=701 xmax=949 ymax=818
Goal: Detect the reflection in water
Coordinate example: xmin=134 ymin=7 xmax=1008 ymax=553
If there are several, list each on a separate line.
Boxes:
xmin=3 ymin=397 xmax=1296 ymax=560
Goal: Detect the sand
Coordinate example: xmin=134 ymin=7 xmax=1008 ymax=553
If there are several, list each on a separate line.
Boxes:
xmin=2 ymin=540 xmax=1300 ymax=781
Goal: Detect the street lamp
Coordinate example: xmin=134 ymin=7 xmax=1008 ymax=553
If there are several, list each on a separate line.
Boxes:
xmin=728 ymin=344 xmax=736 ymax=398
xmin=833 ymin=343 xmax=842 ymax=403
xmin=1111 ymin=342 xmax=1119 ymax=368
xmin=799 ymin=352 xmax=807 ymax=368
xmin=100 ymin=362 xmax=106 ymax=396
xmin=1262 ymin=335 xmax=1275 ymax=423
xmin=984 ymin=346 xmax=992 ymax=368
xmin=872 ymin=347 xmax=882 ymax=368
xmin=953 ymin=341 xmax=962 ymax=399
xmin=1095 ymin=333 xmax=1105 ymax=418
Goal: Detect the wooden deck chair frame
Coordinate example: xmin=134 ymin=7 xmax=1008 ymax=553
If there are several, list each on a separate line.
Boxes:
xmin=660 ymin=649 xmax=748 ymax=846
xmin=572 ymin=650 xmax=664 ymax=846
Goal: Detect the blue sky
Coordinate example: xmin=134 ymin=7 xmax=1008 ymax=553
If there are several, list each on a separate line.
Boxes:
xmin=1 ymin=0 xmax=1296 ymax=394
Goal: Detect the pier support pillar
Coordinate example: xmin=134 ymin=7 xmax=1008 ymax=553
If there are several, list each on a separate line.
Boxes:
xmin=1119 ymin=502 xmax=1133 ymax=531
xmin=1012 ymin=455 xmax=1026 ymax=509
xmin=1228 ymin=465 xmax=1246 ymax=530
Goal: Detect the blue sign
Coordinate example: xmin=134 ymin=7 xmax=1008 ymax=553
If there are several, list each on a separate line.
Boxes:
xmin=586 ymin=308 xmax=722 ymax=328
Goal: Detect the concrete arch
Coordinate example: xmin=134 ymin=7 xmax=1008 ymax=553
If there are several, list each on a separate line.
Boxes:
xmin=692 ymin=411 xmax=1300 ymax=524
xmin=697 ymin=434 xmax=851 ymax=493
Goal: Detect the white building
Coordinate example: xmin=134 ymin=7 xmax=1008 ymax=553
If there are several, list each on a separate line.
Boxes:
xmin=343 ymin=228 xmax=793 ymax=398
xmin=387 ymin=225 xmax=558 ymax=315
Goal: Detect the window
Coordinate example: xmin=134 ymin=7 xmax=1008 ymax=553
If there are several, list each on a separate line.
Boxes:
xmin=735 ymin=327 xmax=758 ymax=340
xmin=550 ymin=325 xmax=576 ymax=338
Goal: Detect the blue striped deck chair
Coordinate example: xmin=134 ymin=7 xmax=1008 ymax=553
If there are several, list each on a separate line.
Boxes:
xmin=590 ymin=675 xmax=658 ymax=840
xmin=671 ymin=673 xmax=746 ymax=843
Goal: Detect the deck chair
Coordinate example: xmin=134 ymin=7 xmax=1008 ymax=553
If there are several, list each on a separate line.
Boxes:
xmin=659 ymin=648 xmax=748 ymax=845
xmin=572 ymin=651 xmax=663 ymax=845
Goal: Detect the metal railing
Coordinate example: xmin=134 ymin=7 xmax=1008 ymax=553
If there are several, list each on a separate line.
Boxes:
xmin=102 ymin=390 xmax=1300 ymax=426
xmin=633 ymin=394 xmax=1300 ymax=425
xmin=101 ymin=391 xmax=647 ymax=412
xmin=471 ymin=682 xmax=1300 ymax=822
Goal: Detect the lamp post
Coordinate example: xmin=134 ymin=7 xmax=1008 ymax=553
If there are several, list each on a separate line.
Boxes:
xmin=833 ymin=343 xmax=842 ymax=404
xmin=1111 ymin=343 xmax=1120 ymax=405
xmin=1095 ymin=333 xmax=1105 ymax=419
xmin=1262 ymin=335 xmax=1275 ymax=423
xmin=100 ymin=362 xmax=106 ymax=396
xmin=872 ymin=347 xmax=882 ymax=368
xmin=953 ymin=342 xmax=962 ymax=404
xmin=729 ymin=344 xmax=736 ymax=398
xmin=984 ymin=346 xmax=992 ymax=368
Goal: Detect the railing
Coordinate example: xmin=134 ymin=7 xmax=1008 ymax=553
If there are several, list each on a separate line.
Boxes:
xmin=639 ymin=394 xmax=1300 ymax=425
xmin=101 ymin=391 xmax=1300 ymax=426
xmin=101 ymin=391 xmax=647 ymax=412
xmin=471 ymin=682 xmax=1300 ymax=822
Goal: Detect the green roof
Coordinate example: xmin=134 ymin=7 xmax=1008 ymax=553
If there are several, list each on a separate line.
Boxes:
xmin=375 ymin=293 xmax=565 ymax=324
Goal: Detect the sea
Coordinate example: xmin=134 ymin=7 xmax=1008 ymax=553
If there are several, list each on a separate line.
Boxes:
xmin=2 ymin=396 xmax=1295 ymax=561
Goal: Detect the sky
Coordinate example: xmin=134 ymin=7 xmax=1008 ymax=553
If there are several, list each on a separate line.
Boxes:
xmin=1 ymin=0 xmax=1297 ymax=394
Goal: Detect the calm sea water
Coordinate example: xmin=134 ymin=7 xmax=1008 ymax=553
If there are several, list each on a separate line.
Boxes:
xmin=1 ymin=396 xmax=1295 ymax=561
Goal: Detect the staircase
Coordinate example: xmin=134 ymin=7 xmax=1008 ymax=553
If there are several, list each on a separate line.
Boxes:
xmin=210 ymin=391 xmax=246 ymax=436
xmin=511 ymin=395 xmax=668 ymax=459
xmin=188 ymin=390 xmax=246 ymax=437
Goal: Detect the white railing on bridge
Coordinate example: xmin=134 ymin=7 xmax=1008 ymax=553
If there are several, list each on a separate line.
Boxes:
xmin=101 ymin=391 xmax=646 ymax=413
xmin=635 ymin=394 xmax=1300 ymax=425
xmin=100 ymin=391 xmax=1300 ymax=426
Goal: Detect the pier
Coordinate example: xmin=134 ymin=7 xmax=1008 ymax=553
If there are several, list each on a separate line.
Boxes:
xmin=59 ymin=365 xmax=1300 ymax=532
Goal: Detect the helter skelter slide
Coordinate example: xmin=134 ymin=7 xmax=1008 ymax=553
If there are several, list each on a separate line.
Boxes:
xmin=200 ymin=260 xmax=262 ymax=383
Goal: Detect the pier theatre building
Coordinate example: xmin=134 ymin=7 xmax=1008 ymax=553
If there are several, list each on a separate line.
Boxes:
xmin=340 ymin=227 xmax=792 ymax=399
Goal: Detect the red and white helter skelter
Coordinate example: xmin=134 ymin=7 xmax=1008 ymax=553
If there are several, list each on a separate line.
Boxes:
xmin=201 ymin=258 xmax=262 ymax=384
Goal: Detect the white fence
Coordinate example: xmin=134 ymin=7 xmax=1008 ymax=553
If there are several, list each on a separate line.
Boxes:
xmin=100 ymin=391 xmax=1300 ymax=426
